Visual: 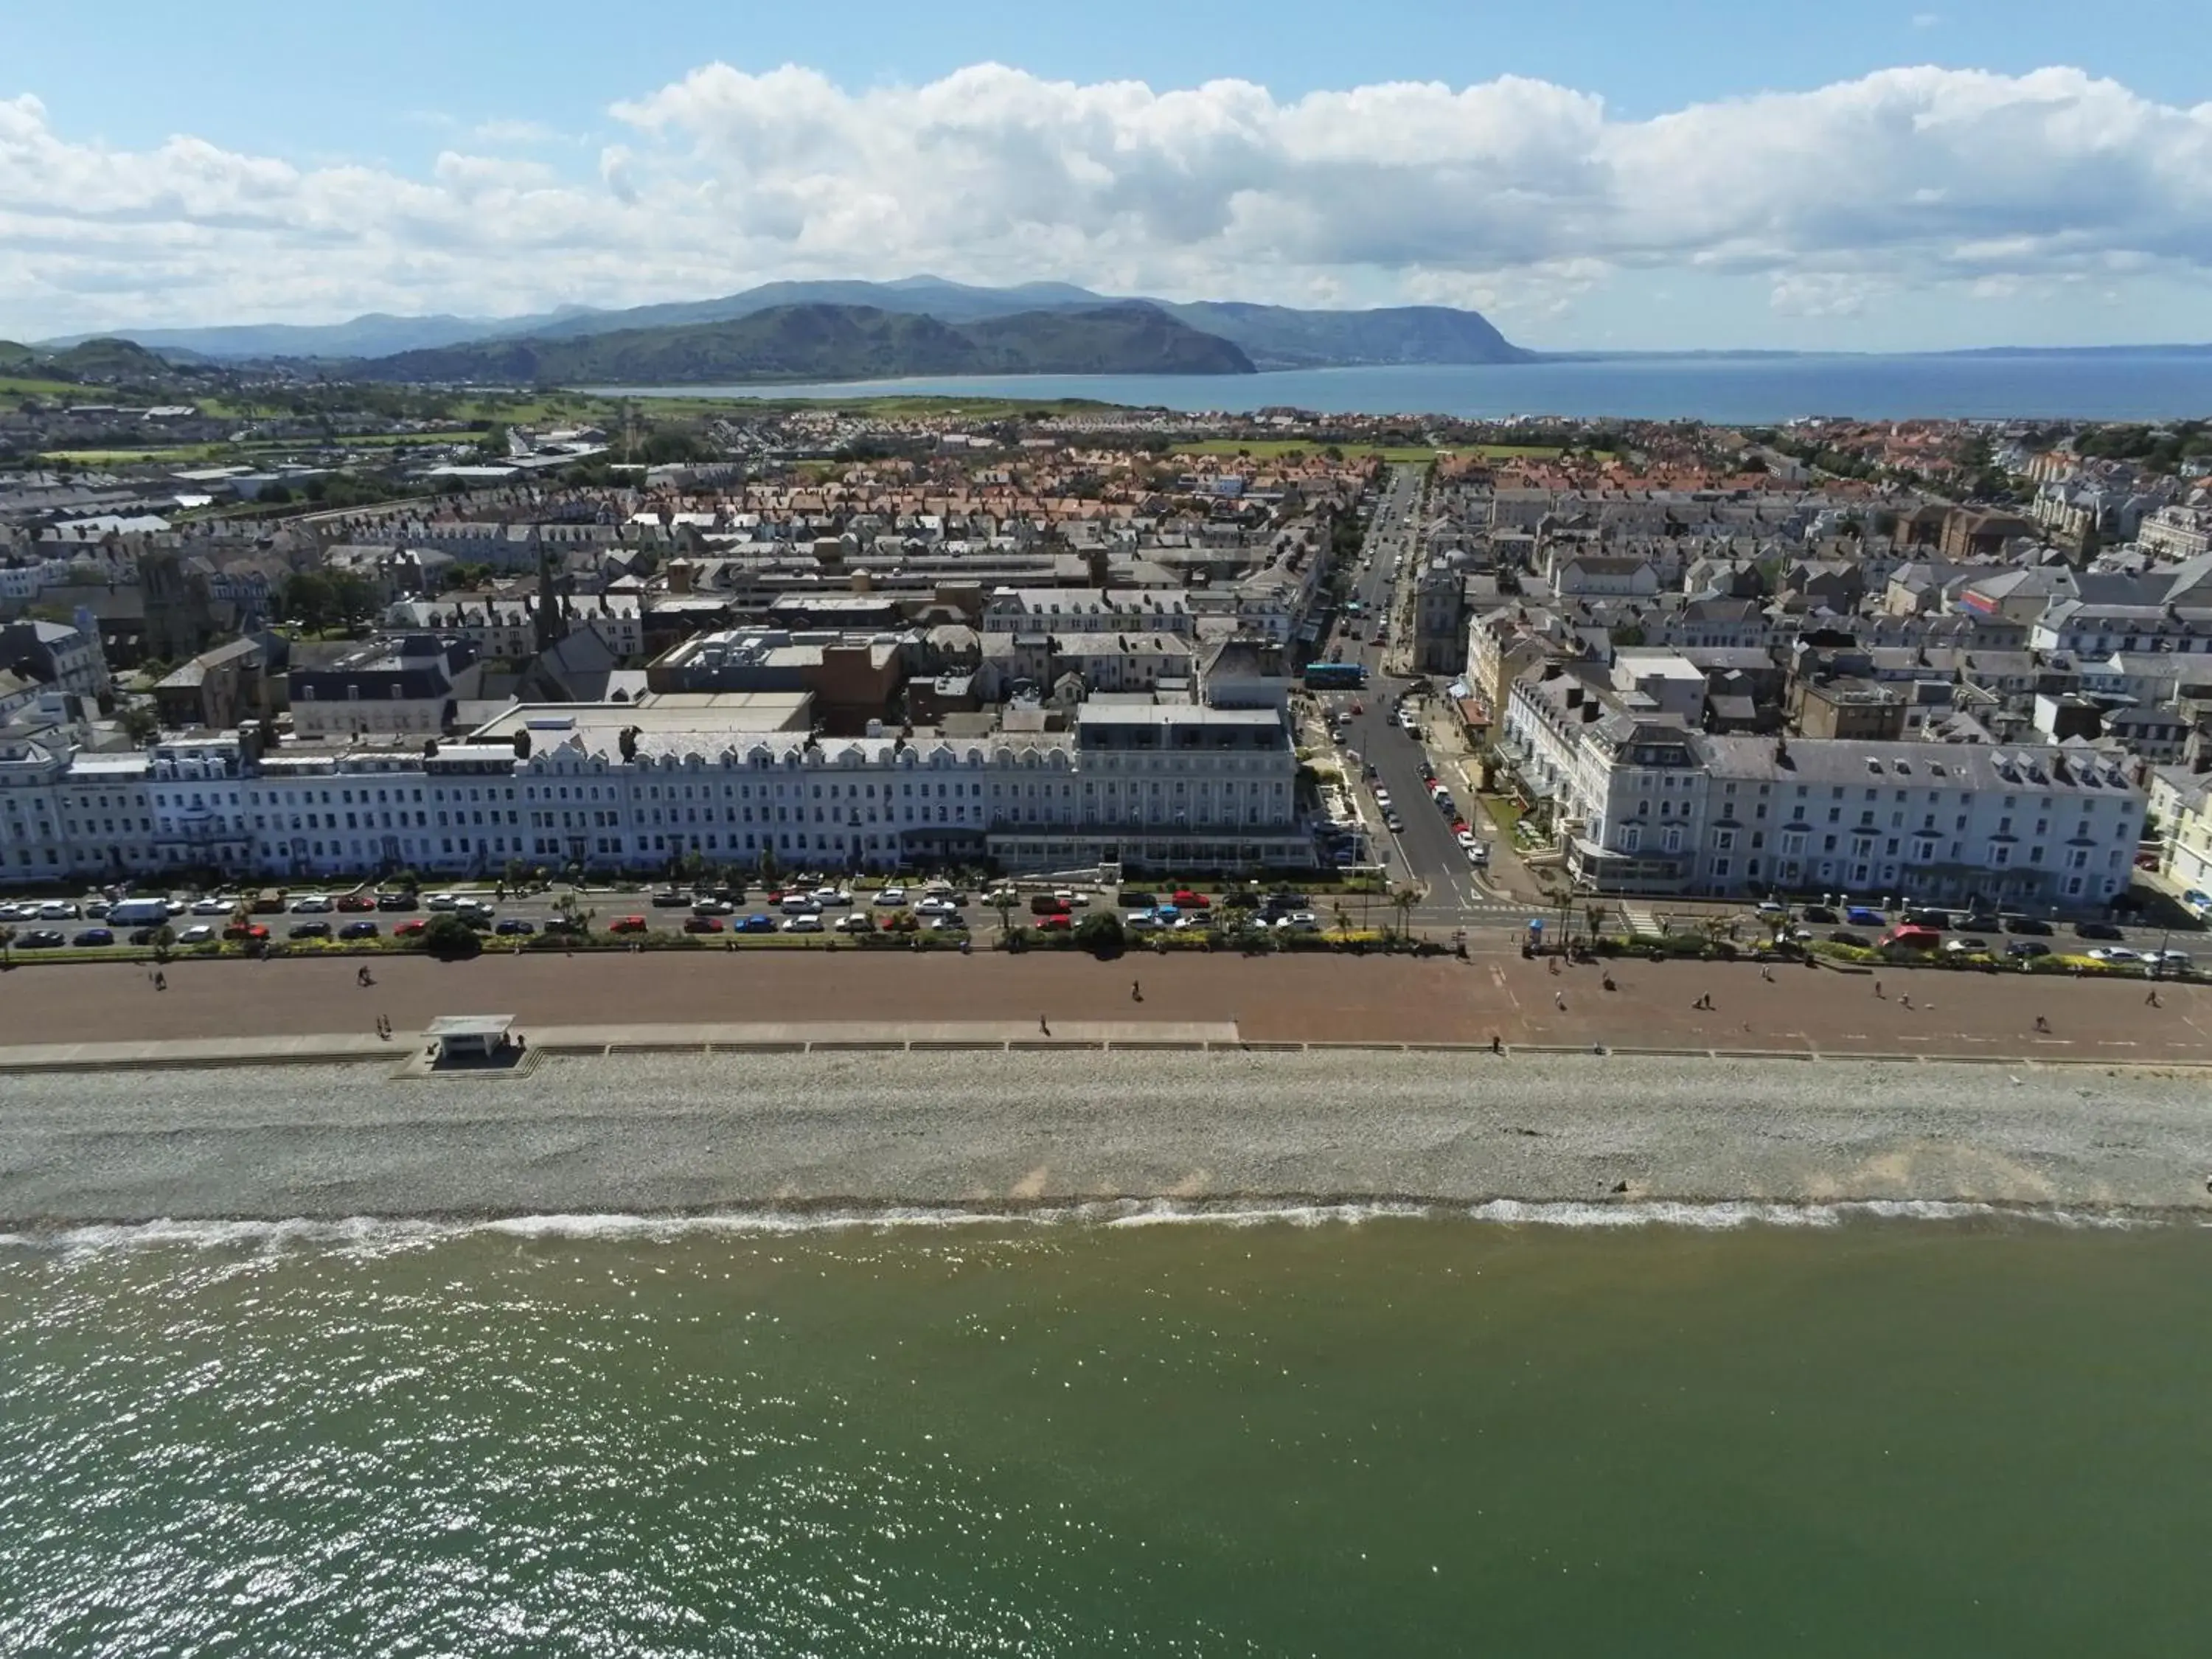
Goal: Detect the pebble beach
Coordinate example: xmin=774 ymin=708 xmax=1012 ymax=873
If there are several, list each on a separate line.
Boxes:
xmin=4 ymin=1048 xmax=2210 ymax=1228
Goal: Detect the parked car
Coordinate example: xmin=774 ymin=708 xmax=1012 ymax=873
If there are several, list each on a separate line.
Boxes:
xmin=72 ymin=927 xmax=115 ymax=947
xmin=691 ymin=899 xmax=733 ymax=916
xmin=1382 ymin=810 xmax=1406 ymax=832
xmin=542 ymin=916 xmax=585 ymax=936
xmin=2086 ymin=945 xmax=2140 ymax=963
xmin=914 ymin=898 xmax=959 ymax=917
xmin=2148 ymin=948 xmax=2192 ymax=970
xmin=340 ymin=920 xmax=380 ymax=940
xmin=683 ymin=915 xmax=725 ymax=934
xmin=288 ymin=921 xmax=333 ymax=940
xmin=1028 ymin=894 xmax=1069 ymax=917
xmin=782 ymin=914 xmax=824 ymax=933
xmin=875 ymin=886 xmax=910 ymax=908
xmin=835 ymin=912 xmax=876 ymax=933
xmin=1035 ymin=914 xmax=1073 ymax=931
xmin=336 ymin=894 xmax=377 ymax=912
xmin=650 ymin=889 xmax=690 ymax=908
xmin=178 ymin=924 xmax=217 ymax=945
xmin=1172 ymin=889 xmax=1211 ymax=909
xmin=376 ymin=891 xmax=418 ymax=912
xmin=2006 ymin=940 xmax=2051 ymax=959
xmin=609 ymin=915 xmax=648 ymax=934
xmin=1124 ymin=911 xmax=1161 ymax=931
xmin=192 ymin=897 xmax=234 ymax=917
xmin=2004 ymin=917 xmax=2053 ymax=936
xmin=1844 ymin=905 xmax=1885 ymax=926
xmin=1958 ymin=913 xmax=2002 ymax=935
xmin=494 ymin=918 xmax=536 ymax=936
xmin=38 ymin=900 xmax=78 ymax=919
xmin=1802 ymin=905 xmax=1840 ymax=924
xmin=291 ymin=894 xmax=335 ymax=914
xmin=394 ymin=919 xmax=428 ymax=939
xmin=18 ymin=928 xmax=65 ymax=948
xmin=810 ymin=886 xmax=850 ymax=907
xmin=2073 ymin=920 xmax=2125 ymax=941
xmin=736 ymin=914 xmax=776 ymax=933
xmin=1902 ymin=909 xmax=1949 ymax=931
xmin=1942 ymin=937 xmax=1992 ymax=956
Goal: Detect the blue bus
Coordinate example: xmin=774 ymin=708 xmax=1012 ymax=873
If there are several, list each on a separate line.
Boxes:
xmin=1304 ymin=661 xmax=1368 ymax=690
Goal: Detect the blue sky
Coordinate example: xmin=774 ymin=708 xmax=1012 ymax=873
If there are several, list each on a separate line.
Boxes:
xmin=5 ymin=0 xmax=2209 ymax=350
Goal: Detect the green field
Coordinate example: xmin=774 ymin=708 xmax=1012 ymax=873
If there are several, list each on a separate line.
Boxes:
xmin=38 ymin=431 xmax=481 ymax=467
xmin=0 ymin=374 xmax=90 ymax=400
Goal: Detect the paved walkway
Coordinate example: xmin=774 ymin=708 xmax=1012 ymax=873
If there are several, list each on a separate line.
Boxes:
xmin=3 ymin=950 xmax=2208 ymax=1070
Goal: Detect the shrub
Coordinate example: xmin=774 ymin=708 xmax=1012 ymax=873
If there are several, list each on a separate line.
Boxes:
xmin=1071 ymin=911 xmax=1126 ymax=956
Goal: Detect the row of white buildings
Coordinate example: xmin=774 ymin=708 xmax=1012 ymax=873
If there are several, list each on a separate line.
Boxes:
xmin=0 ymin=698 xmax=1310 ymax=886
xmin=1500 ymin=662 xmax=2146 ymax=908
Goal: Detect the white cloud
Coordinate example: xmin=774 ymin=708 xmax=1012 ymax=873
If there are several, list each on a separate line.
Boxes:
xmin=2 ymin=62 xmax=2210 ymax=339
xmin=471 ymin=117 xmax=560 ymax=146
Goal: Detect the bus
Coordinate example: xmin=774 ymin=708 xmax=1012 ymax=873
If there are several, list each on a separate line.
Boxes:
xmin=1304 ymin=661 xmax=1368 ymax=691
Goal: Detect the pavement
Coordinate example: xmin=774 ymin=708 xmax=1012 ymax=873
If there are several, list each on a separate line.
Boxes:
xmin=5 ymin=947 xmax=2210 ymax=1070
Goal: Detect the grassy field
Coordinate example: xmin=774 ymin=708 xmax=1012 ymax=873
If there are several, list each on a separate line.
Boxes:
xmin=38 ymin=431 xmax=481 ymax=467
xmin=0 ymin=374 xmax=91 ymax=400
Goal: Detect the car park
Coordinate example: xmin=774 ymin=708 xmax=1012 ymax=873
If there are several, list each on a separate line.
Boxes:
xmin=494 ymin=918 xmax=536 ymax=936
xmin=289 ymin=921 xmax=333 ymax=940
xmin=72 ymin=927 xmax=115 ymax=947
xmin=782 ymin=914 xmax=824 ymax=933
xmin=340 ymin=920 xmax=380 ymax=940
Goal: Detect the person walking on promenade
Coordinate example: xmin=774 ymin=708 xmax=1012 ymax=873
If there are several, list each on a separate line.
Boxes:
xmin=1761 ymin=965 xmax=1775 ymax=983
xmin=1554 ymin=991 xmax=1565 ymax=1012
xmin=1900 ymin=992 xmax=1913 ymax=1010
xmin=2034 ymin=1015 xmax=2051 ymax=1033
xmin=1874 ymin=979 xmax=1885 ymax=998
xmin=153 ymin=970 xmax=166 ymax=991
xmin=1490 ymin=1034 xmax=1503 ymax=1054
xmin=1039 ymin=1015 xmax=1050 ymax=1035
xmin=2147 ymin=987 xmax=2162 ymax=1007
xmin=1131 ymin=979 xmax=1142 ymax=1002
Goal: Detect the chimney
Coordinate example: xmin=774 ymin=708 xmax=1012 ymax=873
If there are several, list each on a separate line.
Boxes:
xmin=667 ymin=559 xmax=693 ymax=595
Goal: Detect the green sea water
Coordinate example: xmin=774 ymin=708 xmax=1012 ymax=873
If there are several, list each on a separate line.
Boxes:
xmin=3 ymin=1206 xmax=2208 ymax=1658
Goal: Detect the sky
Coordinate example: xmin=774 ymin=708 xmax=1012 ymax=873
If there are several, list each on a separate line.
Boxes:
xmin=5 ymin=0 xmax=2211 ymax=352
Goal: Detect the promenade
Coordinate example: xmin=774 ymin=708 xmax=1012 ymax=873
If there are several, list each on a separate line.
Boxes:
xmin=2 ymin=947 xmax=2207 ymax=1068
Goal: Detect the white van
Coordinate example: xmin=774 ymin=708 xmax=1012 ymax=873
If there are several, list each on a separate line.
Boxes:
xmin=106 ymin=897 xmax=173 ymax=928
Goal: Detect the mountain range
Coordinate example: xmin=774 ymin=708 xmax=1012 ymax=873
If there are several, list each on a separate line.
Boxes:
xmin=32 ymin=275 xmax=1534 ymax=382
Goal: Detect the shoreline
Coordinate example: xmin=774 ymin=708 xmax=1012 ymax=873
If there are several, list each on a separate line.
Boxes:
xmin=4 ymin=1048 xmax=2209 ymax=1228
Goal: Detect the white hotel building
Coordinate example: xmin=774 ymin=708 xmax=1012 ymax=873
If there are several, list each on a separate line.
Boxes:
xmin=1504 ymin=668 xmax=2144 ymax=907
xmin=0 ymin=698 xmax=1308 ymax=884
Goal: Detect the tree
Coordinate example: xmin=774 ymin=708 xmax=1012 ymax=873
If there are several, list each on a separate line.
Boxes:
xmin=418 ymin=912 xmax=481 ymax=959
xmin=992 ymin=889 xmax=1018 ymax=941
xmin=1071 ymin=911 xmax=1125 ymax=957
xmin=281 ymin=570 xmax=335 ymax=632
xmin=328 ymin=570 xmax=378 ymax=630
xmin=1391 ymin=885 xmax=1420 ymax=940
xmin=117 ymin=702 xmax=160 ymax=745
xmin=152 ymin=922 xmax=176 ymax=962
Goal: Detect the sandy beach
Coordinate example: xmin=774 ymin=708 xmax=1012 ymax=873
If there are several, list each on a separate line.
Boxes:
xmin=4 ymin=1046 xmax=2210 ymax=1228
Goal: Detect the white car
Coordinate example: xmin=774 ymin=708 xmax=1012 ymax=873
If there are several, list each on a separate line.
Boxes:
xmin=779 ymin=894 xmax=822 ymax=915
xmin=1055 ymin=890 xmax=1089 ymax=908
xmin=914 ymin=897 xmax=959 ymax=917
xmin=873 ymin=886 xmax=908 ymax=907
xmin=1174 ymin=912 xmax=1213 ymax=931
xmin=1373 ymin=787 xmax=1392 ymax=807
xmin=2149 ymin=948 xmax=2192 ymax=970
xmin=1276 ymin=911 xmax=1321 ymax=932
xmin=811 ymin=886 xmax=849 ymax=907
xmin=290 ymin=894 xmax=335 ymax=913
xmin=781 ymin=914 xmax=824 ymax=933
xmin=178 ymin=923 xmax=216 ymax=945
xmin=192 ymin=897 xmax=232 ymax=916
xmin=835 ymin=912 xmax=874 ymax=933
xmin=2085 ymin=945 xmax=2140 ymax=963
xmin=1124 ymin=911 xmax=1161 ymax=931
xmin=425 ymin=892 xmax=460 ymax=911
xmin=38 ymin=900 xmax=78 ymax=919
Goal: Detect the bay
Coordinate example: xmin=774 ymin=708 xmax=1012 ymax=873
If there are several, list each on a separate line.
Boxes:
xmin=597 ymin=351 xmax=2212 ymax=422
xmin=3 ymin=1208 xmax=2208 ymax=1657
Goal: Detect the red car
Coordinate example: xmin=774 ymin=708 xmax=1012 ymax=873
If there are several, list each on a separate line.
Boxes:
xmin=683 ymin=915 xmax=725 ymax=933
xmin=1171 ymin=889 xmax=1211 ymax=909
xmin=1037 ymin=914 xmax=1073 ymax=931
xmin=609 ymin=915 xmax=647 ymax=934
xmin=336 ymin=894 xmax=377 ymax=912
xmin=223 ymin=921 xmax=270 ymax=942
xmin=393 ymin=918 xmax=428 ymax=938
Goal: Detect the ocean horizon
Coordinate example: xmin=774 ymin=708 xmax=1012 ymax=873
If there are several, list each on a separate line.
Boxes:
xmin=595 ymin=349 xmax=2212 ymax=423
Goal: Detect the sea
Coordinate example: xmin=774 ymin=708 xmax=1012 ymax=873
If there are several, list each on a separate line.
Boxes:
xmin=598 ymin=351 xmax=2212 ymax=422
xmin=5 ymin=1204 xmax=2208 ymax=1657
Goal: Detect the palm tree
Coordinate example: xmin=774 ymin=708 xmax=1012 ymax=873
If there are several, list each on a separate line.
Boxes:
xmin=1332 ymin=900 xmax=1352 ymax=940
xmin=1391 ymin=885 xmax=1420 ymax=941
xmin=993 ymin=889 xmax=1018 ymax=942
xmin=0 ymin=923 xmax=14 ymax=967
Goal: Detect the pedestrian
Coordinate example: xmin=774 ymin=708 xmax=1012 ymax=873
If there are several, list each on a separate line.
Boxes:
xmin=1490 ymin=1034 xmax=1503 ymax=1054
xmin=1039 ymin=1015 xmax=1051 ymax=1035
xmin=2034 ymin=1015 xmax=2051 ymax=1033
xmin=1131 ymin=978 xmax=1143 ymax=1002
xmin=1901 ymin=993 xmax=1913 ymax=1010
xmin=154 ymin=970 xmax=166 ymax=991
xmin=2147 ymin=987 xmax=2162 ymax=1007
xmin=1554 ymin=991 xmax=1565 ymax=1012
xmin=1761 ymin=966 xmax=1775 ymax=983
xmin=1874 ymin=979 xmax=1884 ymax=998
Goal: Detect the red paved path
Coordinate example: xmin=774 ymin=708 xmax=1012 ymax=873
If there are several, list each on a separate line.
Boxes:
xmin=3 ymin=947 xmax=2208 ymax=1062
